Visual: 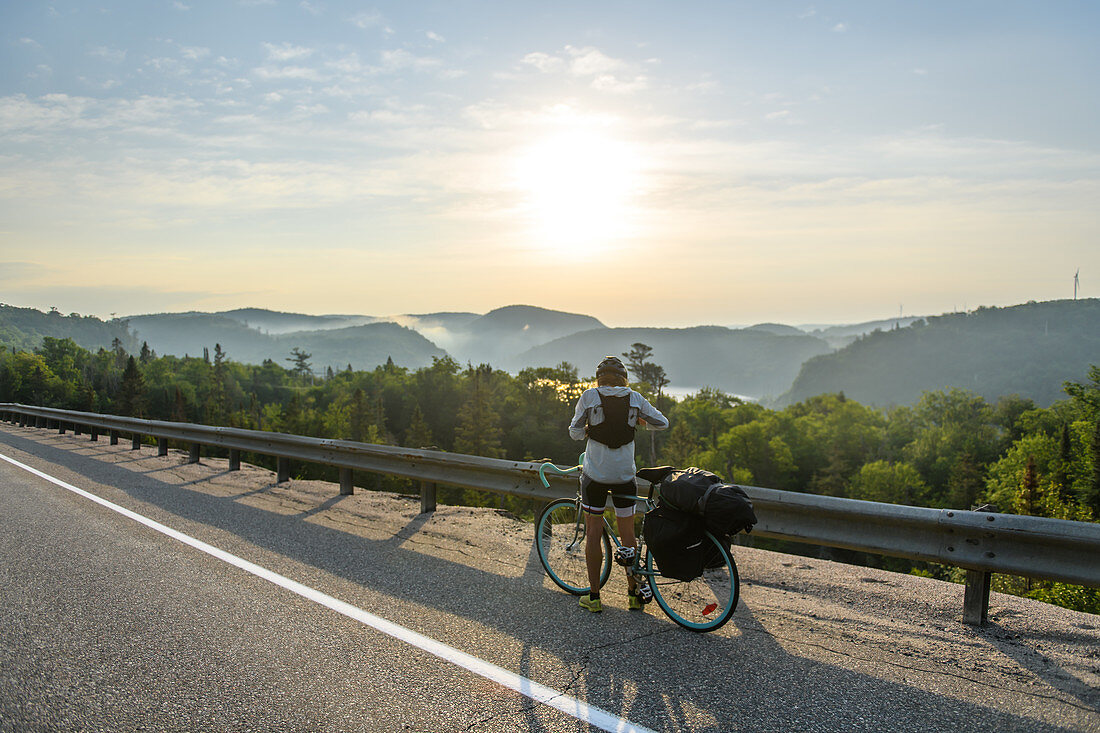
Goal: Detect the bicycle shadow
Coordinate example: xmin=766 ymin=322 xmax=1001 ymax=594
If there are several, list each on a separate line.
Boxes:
xmin=3 ymin=427 xmax=1096 ymax=733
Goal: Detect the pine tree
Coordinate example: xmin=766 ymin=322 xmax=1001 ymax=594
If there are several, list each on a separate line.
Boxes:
xmin=1015 ymin=454 xmax=1040 ymax=516
xmin=209 ymin=343 xmax=228 ymax=424
xmin=405 ymin=403 xmax=434 ymax=449
xmin=172 ymin=386 xmax=188 ymax=422
xmin=287 ymin=347 xmax=312 ymax=381
xmin=139 ymin=341 xmax=154 ymax=364
xmin=350 ymin=388 xmax=369 ymax=442
xmin=1088 ymin=420 xmax=1100 ymax=515
xmin=1053 ymin=422 xmax=1072 ymax=500
xmin=116 ymin=356 xmax=146 ymax=417
xmin=453 ymin=366 xmax=504 ymax=458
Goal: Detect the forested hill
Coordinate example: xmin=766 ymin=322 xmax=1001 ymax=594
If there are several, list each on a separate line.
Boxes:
xmin=123 ymin=313 xmax=444 ymax=372
xmin=778 ymin=299 xmax=1100 ymax=407
xmin=0 ymin=305 xmax=136 ymax=353
xmin=518 ymin=326 xmax=832 ymax=398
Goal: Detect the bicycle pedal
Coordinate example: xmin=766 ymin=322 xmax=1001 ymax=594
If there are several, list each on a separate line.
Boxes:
xmin=614 ymin=547 xmax=637 ymax=567
xmin=637 ymin=583 xmax=653 ymax=603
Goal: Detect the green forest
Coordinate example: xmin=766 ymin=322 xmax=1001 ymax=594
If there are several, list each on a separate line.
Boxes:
xmin=2 ymin=332 xmax=1098 ymax=614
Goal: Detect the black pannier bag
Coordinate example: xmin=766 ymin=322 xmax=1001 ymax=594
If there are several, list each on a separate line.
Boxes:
xmin=642 ymin=503 xmax=710 ymax=582
xmin=660 ymin=467 xmax=758 ymax=536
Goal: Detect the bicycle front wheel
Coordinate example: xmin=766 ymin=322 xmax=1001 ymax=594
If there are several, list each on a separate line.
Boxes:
xmin=535 ymin=499 xmax=611 ymax=595
xmin=646 ymin=533 xmax=739 ymax=632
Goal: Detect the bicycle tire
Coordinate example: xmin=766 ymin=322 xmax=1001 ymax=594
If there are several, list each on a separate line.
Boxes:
xmin=645 ymin=533 xmax=739 ymax=632
xmin=535 ymin=498 xmax=612 ymax=595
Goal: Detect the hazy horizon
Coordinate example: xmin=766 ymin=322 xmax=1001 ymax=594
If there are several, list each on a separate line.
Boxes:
xmin=0 ymin=296 xmax=1036 ymax=332
xmin=2 ymin=2 xmax=1097 ymax=326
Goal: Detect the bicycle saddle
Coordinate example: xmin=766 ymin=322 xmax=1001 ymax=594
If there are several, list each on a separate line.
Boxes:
xmin=636 ymin=466 xmax=675 ymax=485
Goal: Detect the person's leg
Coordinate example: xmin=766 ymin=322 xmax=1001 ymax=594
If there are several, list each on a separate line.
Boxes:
xmin=585 ymin=511 xmax=605 ymax=594
xmin=614 ymin=512 xmax=638 ymax=594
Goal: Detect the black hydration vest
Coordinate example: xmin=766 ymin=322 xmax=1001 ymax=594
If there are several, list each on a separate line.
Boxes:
xmin=586 ymin=392 xmax=635 ymax=449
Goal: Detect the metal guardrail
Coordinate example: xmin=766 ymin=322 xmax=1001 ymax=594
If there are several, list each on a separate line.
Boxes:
xmin=3 ymin=402 xmax=1099 ymax=625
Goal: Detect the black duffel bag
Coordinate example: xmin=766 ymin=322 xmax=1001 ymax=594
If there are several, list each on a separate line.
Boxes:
xmin=660 ymin=467 xmax=758 ymax=536
xmin=642 ymin=503 xmax=710 ymax=582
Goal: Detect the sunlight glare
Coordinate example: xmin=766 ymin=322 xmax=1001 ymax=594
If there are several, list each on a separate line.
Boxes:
xmin=515 ymin=128 xmax=642 ymax=256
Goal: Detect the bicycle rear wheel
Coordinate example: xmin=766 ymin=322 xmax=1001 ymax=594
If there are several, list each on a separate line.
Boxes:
xmin=646 ymin=533 xmax=739 ymax=632
xmin=535 ymin=498 xmax=611 ymax=595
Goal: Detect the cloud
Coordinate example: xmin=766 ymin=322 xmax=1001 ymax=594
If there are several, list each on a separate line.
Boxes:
xmin=426 ymin=31 xmax=444 ymax=43
xmin=263 ymin=42 xmax=314 ymax=61
xmin=565 ymin=46 xmax=625 ymax=76
xmin=687 ymin=79 xmax=720 ymax=94
xmin=254 ymin=65 xmax=324 ymax=81
xmin=349 ymin=11 xmax=383 ymax=29
xmin=173 ymin=1 xmax=191 ymax=9
xmin=832 ymin=22 xmax=848 ymax=32
xmin=520 ymin=46 xmax=645 ymax=93
xmin=0 ymin=93 xmax=201 ymax=140
xmin=299 ymin=1 xmax=323 ymax=14
xmin=521 ymin=52 xmax=564 ymax=73
xmin=89 ymin=46 xmax=126 ymax=63
xmin=19 ymin=37 xmax=42 ymax=48
xmin=180 ymin=46 xmax=211 ymax=60
xmin=591 ymin=75 xmax=648 ymax=94
xmin=379 ymin=49 xmax=441 ymax=73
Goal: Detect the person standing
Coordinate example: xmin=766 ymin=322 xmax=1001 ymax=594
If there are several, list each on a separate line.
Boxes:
xmin=568 ymin=356 xmax=669 ymax=612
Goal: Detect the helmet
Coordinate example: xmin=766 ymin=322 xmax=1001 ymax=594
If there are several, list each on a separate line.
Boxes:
xmin=595 ymin=356 xmax=628 ymax=380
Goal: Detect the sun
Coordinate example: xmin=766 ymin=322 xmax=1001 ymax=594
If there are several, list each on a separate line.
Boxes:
xmin=514 ymin=128 xmax=642 ymax=255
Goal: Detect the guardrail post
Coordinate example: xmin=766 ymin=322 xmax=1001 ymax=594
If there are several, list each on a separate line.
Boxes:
xmin=420 ymin=481 xmax=437 ymax=514
xmin=110 ymin=430 xmax=119 ymax=446
xmin=963 ymin=569 xmax=992 ymax=626
xmin=36 ymin=416 xmax=44 ymax=428
xmin=131 ymin=433 xmax=140 ymax=450
xmin=74 ymin=424 xmax=82 ymax=436
xmin=340 ymin=468 xmax=354 ymax=495
xmin=188 ymin=444 xmax=200 ymax=463
xmin=58 ymin=422 xmax=66 ymax=435
xmin=158 ymin=437 xmax=168 ymax=456
xmin=229 ymin=449 xmax=241 ymax=471
xmin=90 ymin=427 xmax=98 ymax=442
xmin=962 ymin=503 xmax=996 ymax=626
xmin=277 ymin=457 xmax=290 ymax=483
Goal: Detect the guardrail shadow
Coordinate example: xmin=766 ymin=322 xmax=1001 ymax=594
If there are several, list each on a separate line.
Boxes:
xmin=3 ymin=425 xmax=1095 ymax=732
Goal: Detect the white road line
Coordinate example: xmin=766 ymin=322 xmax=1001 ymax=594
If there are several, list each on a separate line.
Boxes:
xmin=0 ymin=451 xmax=656 ymax=733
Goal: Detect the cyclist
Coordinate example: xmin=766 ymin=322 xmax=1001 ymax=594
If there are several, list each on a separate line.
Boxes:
xmin=568 ymin=355 xmax=669 ymax=612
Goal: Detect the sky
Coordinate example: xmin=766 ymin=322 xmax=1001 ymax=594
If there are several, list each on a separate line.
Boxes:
xmin=1 ymin=1 xmax=1097 ymax=327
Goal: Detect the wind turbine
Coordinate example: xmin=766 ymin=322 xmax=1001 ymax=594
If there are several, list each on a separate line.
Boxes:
xmin=1074 ymin=269 xmax=1080 ymax=300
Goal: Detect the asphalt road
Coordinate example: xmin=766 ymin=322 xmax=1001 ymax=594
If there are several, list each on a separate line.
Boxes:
xmin=1 ymin=424 xmax=1097 ymax=732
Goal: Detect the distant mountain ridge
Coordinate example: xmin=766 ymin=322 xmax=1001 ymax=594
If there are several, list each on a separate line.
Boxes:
xmin=517 ymin=326 xmax=831 ymax=399
xmin=779 ymin=299 xmax=1100 ymax=407
xmin=4 ymin=299 xmax=1097 ymax=406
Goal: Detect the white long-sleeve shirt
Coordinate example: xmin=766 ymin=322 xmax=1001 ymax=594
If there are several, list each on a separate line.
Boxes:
xmin=569 ymin=386 xmax=669 ymax=483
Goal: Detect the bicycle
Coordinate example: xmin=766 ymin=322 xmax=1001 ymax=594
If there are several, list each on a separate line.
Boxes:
xmin=536 ymin=460 xmax=740 ymax=632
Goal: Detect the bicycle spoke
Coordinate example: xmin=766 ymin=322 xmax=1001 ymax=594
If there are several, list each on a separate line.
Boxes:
xmin=647 ymin=535 xmax=739 ymax=632
xmin=535 ymin=499 xmax=611 ymax=595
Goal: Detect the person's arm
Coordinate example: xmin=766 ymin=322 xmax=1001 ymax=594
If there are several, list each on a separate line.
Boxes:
xmin=634 ymin=394 xmax=669 ymax=431
xmin=568 ymin=394 xmax=589 ymax=441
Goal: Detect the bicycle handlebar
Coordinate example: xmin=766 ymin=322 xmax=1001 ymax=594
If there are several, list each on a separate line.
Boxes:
xmin=537 ymin=460 xmax=583 ymax=488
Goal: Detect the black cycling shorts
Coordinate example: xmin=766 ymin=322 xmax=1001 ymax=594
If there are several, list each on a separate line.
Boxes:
xmin=580 ymin=475 xmax=637 ymax=517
